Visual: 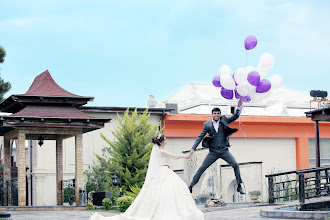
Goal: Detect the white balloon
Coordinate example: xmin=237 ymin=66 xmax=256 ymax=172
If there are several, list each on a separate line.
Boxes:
xmin=246 ymin=82 xmax=256 ymax=96
xmin=257 ymin=63 xmax=272 ymax=76
xmin=244 ymin=66 xmax=255 ymax=74
xmin=237 ymin=84 xmax=249 ymax=96
xmin=262 ymin=90 xmax=272 ymax=98
xmin=252 ymin=92 xmax=264 ymax=103
xmin=218 ymin=65 xmax=232 ymax=78
xmin=257 ymin=53 xmax=274 ymax=76
xmin=234 ymin=67 xmax=248 ymax=85
xmin=269 ymin=74 xmax=283 ymax=89
xmin=260 ymin=53 xmax=274 ymax=66
xmin=220 ymin=75 xmax=235 ymax=90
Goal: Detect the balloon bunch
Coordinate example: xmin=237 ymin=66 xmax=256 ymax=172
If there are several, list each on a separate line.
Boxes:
xmin=212 ymin=35 xmax=283 ymax=103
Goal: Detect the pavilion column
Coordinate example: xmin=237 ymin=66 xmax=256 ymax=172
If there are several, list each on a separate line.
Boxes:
xmin=56 ymin=138 xmax=64 ymax=205
xmin=17 ymin=131 xmax=26 ymax=206
xmin=75 ymin=133 xmax=83 ymax=205
xmin=3 ymin=137 xmax=11 ymax=205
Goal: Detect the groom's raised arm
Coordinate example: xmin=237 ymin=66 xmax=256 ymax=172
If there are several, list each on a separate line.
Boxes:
xmin=226 ymin=99 xmax=243 ymax=124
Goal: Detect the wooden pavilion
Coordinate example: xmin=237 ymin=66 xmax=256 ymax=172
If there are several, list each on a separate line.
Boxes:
xmin=0 ymin=70 xmax=110 ymax=206
xmin=306 ymin=107 xmax=330 ymax=167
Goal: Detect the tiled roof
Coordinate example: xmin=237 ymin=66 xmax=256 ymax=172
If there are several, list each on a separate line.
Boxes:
xmin=11 ymin=106 xmax=94 ymax=118
xmin=25 ymin=70 xmax=78 ymax=97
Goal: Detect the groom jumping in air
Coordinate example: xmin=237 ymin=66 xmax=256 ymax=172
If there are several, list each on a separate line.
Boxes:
xmin=186 ymin=99 xmax=245 ymax=194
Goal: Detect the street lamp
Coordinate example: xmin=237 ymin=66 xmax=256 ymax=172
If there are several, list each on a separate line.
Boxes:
xmin=110 ymin=167 xmax=122 ymax=197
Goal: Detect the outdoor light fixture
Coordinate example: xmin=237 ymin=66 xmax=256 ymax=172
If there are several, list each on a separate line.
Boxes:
xmin=38 ymin=136 xmax=44 ymax=146
xmin=310 ymin=90 xmax=328 ymax=99
xmin=111 ymin=174 xmax=118 ymax=186
xmin=110 ymin=167 xmax=122 ymax=197
xmin=309 ymin=90 xmax=329 ymax=110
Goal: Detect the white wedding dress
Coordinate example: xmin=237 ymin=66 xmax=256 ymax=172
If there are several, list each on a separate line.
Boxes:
xmin=90 ymin=145 xmax=204 ymax=220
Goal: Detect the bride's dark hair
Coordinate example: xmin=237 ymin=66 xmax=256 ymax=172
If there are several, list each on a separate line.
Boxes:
xmin=152 ymin=134 xmax=166 ymax=146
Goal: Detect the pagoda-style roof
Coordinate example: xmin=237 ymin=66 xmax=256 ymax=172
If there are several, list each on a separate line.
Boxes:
xmin=305 ymin=107 xmax=330 ymax=121
xmin=25 ymin=70 xmax=79 ymax=97
xmin=0 ymin=70 xmax=110 ymax=135
xmin=0 ymin=70 xmax=94 ymax=113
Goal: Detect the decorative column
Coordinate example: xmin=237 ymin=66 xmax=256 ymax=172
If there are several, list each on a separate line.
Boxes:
xmin=26 ymin=174 xmax=32 ymax=206
xmin=56 ymin=138 xmax=64 ymax=205
xmin=3 ymin=137 xmax=11 ymax=205
xmin=75 ymin=133 xmax=83 ymax=205
xmin=17 ymin=130 xmax=26 ymax=206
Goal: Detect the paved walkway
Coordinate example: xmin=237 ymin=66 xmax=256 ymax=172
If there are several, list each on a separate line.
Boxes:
xmin=7 ymin=205 xmax=290 ymax=220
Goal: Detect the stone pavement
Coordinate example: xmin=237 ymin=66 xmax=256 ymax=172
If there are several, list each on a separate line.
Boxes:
xmin=7 ymin=205 xmax=290 ymax=220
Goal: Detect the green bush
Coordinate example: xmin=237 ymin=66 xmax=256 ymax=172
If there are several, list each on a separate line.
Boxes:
xmin=109 ymin=186 xmax=120 ymax=205
xmin=126 ymin=185 xmax=141 ymax=199
xmin=102 ymin=198 xmax=112 ymax=210
xmin=64 ymin=187 xmax=75 ymax=204
xmin=249 ymin=190 xmax=261 ymax=196
xmin=197 ymin=194 xmax=211 ymax=203
xmin=117 ymin=196 xmax=134 ymax=212
xmin=87 ymin=201 xmax=95 ymax=210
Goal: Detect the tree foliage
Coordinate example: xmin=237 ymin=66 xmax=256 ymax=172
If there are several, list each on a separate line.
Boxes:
xmin=0 ymin=45 xmax=11 ymax=101
xmin=103 ymin=108 xmax=161 ymax=190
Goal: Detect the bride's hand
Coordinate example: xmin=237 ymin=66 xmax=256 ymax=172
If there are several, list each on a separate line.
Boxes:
xmin=186 ymin=149 xmax=195 ymax=159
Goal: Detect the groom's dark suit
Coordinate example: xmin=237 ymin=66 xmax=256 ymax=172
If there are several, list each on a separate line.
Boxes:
xmin=189 ymin=109 xmax=243 ymax=188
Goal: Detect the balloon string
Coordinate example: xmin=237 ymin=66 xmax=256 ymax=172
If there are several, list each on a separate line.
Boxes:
xmin=238 ymin=105 xmax=247 ymax=140
xmin=246 ymin=50 xmax=248 ymax=66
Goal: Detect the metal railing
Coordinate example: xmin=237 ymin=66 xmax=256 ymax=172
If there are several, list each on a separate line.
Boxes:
xmin=0 ymin=179 xmax=18 ymax=206
xmin=266 ymin=167 xmax=330 ymax=204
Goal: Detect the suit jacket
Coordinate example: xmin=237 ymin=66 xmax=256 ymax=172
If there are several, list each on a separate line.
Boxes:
xmin=192 ymin=109 xmax=240 ymax=150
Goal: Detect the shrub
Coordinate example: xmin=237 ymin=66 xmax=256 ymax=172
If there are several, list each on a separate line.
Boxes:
xmin=102 ymin=198 xmax=112 ymax=210
xmin=126 ymin=185 xmax=141 ymax=199
xmin=87 ymin=201 xmax=95 ymax=210
xmin=64 ymin=187 xmax=75 ymax=204
xmin=249 ymin=190 xmax=261 ymax=196
xmin=117 ymin=196 xmax=134 ymax=212
xmin=197 ymin=194 xmax=211 ymax=203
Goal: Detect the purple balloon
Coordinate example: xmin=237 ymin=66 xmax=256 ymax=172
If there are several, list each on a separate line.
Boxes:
xmin=240 ymin=95 xmax=251 ymax=103
xmin=244 ymin=35 xmax=258 ymax=50
xmin=256 ymin=79 xmax=271 ymax=93
xmin=234 ymin=89 xmax=240 ymax=99
xmin=212 ymin=75 xmax=222 ymax=87
xmin=221 ymin=88 xmax=233 ymax=100
xmin=247 ymin=71 xmax=260 ymax=86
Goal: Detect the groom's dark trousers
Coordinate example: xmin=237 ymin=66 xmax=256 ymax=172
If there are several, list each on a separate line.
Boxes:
xmin=189 ymin=109 xmax=243 ymax=187
xmin=190 ymin=148 xmax=242 ymax=187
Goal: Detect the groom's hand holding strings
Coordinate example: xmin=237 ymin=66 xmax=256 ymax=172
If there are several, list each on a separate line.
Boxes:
xmin=238 ymin=98 xmax=243 ymax=108
xmin=186 ymin=149 xmax=195 ymax=159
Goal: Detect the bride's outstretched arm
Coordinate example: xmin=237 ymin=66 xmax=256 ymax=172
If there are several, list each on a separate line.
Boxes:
xmin=160 ymin=149 xmax=186 ymax=159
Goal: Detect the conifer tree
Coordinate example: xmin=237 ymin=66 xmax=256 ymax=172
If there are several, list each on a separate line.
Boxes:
xmin=0 ymin=46 xmax=11 ymax=101
xmin=101 ymin=108 xmax=161 ymax=190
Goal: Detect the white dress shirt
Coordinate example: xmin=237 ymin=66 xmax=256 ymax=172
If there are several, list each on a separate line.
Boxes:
xmin=212 ymin=119 xmax=219 ymax=133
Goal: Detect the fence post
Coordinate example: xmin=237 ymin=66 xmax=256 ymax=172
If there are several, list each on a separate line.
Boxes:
xmin=325 ymin=170 xmax=330 ymax=195
xmin=299 ymin=174 xmax=305 ymax=204
xmin=268 ymin=176 xmax=274 ymax=204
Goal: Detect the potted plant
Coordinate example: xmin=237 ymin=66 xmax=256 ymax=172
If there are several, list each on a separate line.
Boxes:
xmin=197 ymin=194 xmax=211 ymax=204
xmin=249 ymin=190 xmax=261 ymax=203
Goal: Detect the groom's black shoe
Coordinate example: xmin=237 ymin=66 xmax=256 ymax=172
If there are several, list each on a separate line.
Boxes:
xmin=188 ymin=186 xmax=193 ymax=193
xmin=237 ymin=186 xmax=245 ymax=194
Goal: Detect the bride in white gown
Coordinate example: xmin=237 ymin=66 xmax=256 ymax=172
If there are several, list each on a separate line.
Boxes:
xmin=90 ymin=134 xmax=204 ymax=220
